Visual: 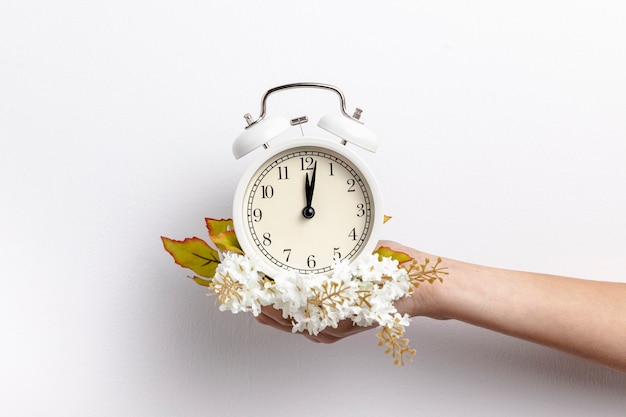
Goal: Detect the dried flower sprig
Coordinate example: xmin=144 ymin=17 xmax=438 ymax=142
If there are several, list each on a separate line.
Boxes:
xmin=405 ymin=257 xmax=449 ymax=289
xmin=211 ymin=271 xmax=243 ymax=306
xmin=162 ymin=218 xmax=444 ymax=365
xmin=308 ymin=280 xmax=353 ymax=319
xmin=376 ymin=316 xmax=416 ymax=366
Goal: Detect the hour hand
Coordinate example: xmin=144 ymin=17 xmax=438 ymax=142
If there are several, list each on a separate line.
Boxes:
xmin=302 ymin=161 xmax=317 ymax=219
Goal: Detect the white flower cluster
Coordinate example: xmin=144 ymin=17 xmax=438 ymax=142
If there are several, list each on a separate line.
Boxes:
xmin=212 ymin=252 xmax=412 ymax=336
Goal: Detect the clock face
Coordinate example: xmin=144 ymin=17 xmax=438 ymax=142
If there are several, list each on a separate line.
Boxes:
xmin=236 ymin=143 xmax=378 ymax=275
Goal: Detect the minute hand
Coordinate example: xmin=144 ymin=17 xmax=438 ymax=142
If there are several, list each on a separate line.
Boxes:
xmin=303 ymin=161 xmax=317 ymax=219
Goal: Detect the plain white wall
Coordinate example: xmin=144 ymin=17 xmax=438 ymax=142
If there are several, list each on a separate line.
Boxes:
xmin=2 ymin=1 xmax=625 ymax=415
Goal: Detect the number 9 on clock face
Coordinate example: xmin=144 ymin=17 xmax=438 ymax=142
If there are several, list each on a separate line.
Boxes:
xmin=233 ymin=139 xmax=382 ymax=276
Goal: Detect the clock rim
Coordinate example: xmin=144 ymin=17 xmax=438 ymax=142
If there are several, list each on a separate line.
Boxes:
xmin=232 ymin=137 xmax=384 ymax=277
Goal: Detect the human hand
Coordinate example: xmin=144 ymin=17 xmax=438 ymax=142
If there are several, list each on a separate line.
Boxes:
xmin=255 ymin=240 xmax=442 ymax=343
xmin=255 ymin=304 xmax=372 ymax=343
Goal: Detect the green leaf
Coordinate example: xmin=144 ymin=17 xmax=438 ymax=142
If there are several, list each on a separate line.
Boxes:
xmin=205 ymin=218 xmax=243 ymax=253
xmin=373 ymin=246 xmax=413 ymax=264
xmin=205 ymin=218 xmax=233 ymax=236
xmin=211 ymin=230 xmax=244 ymax=254
xmin=161 ymin=236 xmax=220 ymax=278
xmin=192 ymin=276 xmax=214 ymax=287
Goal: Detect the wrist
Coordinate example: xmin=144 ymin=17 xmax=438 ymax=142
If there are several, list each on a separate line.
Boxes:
xmin=404 ymin=253 xmax=452 ymax=320
xmin=377 ymin=240 xmax=451 ymax=319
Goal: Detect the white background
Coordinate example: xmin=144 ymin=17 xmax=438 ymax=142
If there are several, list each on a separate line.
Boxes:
xmin=2 ymin=1 xmax=626 ymax=415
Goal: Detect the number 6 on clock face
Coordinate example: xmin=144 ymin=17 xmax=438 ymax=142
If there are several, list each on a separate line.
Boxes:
xmin=233 ymin=139 xmax=383 ymax=276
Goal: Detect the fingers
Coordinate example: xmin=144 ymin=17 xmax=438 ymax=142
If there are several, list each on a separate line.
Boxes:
xmin=256 ymin=305 xmax=374 ymax=344
xmin=255 ymin=308 xmax=328 ymax=343
xmin=255 ymin=306 xmax=292 ymax=332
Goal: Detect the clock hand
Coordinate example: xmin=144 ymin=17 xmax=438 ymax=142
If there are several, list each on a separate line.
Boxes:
xmin=302 ymin=161 xmax=317 ymax=219
xmin=309 ymin=160 xmax=317 ymax=201
xmin=305 ymin=172 xmax=312 ymax=205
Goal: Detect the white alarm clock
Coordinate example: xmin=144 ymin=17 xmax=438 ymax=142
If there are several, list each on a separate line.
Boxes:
xmin=232 ymin=83 xmax=383 ymax=277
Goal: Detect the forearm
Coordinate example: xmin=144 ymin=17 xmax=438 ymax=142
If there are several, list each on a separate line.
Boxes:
xmin=259 ymin=240 xmax=626 ymax=372
xmin=395 ymin=243 xmax=626 ymax=372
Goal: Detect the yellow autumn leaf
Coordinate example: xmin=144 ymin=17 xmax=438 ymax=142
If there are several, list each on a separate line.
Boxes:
xmin=211 ymin=231 xmax=244 ymax=254
xmin=205 ymin=218 xmax=243 ymax=253
xmin=161 ymin=236 xmax=220 ymax=278
xmin=373 ymin=246 xmax=413 ymax=264
xmin=205 ymin=218 xmax=233 ymax=236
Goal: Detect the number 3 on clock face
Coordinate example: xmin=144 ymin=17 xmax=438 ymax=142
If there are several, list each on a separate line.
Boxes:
xmin=233 ymin=139 xmax=383 ymax=276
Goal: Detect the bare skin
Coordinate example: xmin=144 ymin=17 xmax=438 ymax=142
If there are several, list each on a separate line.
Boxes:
xmin=257 ymin=240 xmax=626 ymax=373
